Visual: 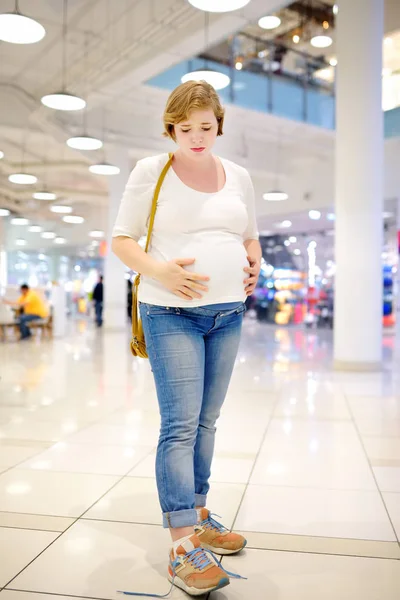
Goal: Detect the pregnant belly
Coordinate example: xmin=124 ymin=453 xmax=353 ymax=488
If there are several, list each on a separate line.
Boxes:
xmin=176 ymin=237 xmax=249 ymax=298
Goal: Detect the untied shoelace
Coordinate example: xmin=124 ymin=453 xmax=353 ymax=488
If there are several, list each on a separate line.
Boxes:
xmin=117 ymin=546 xmax=246 ymax=598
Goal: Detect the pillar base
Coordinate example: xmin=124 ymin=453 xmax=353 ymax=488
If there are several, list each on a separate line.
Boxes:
xmin=334 ymin=359 xmax=382 ymax=372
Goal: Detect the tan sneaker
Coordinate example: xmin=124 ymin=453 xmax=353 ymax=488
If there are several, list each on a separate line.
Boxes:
xmin=168 ymin=534 xmax=230 ymax=596
xmin=195 ymin=509 xmax=247 ymax=555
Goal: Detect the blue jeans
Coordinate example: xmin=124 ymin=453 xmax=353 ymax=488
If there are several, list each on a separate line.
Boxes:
xmin=19 ymin=314 xmax=41 ymax=338
xmin=139 ymin=301 xmax=245 ymax=529
xmin=95 ymin=301 xmax=103 ymax=326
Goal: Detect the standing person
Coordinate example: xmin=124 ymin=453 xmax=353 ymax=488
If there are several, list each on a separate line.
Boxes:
xmin=92 ymin=275 xmax=103 ymax=327
xmin=2 ymin=284 xmax=48 ymax=340
xmin=112 ymin=81 xmax=261 ymax=597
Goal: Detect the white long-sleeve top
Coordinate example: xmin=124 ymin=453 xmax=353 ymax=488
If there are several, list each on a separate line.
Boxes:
xmin=112 ymin=153 xmax=259 ymax=307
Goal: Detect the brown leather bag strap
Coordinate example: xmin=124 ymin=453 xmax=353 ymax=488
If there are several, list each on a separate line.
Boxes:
xmin=144 ymin=152 xmax=174 ymax=254
xmin=131 ymin=153 xmax=174 ymax=334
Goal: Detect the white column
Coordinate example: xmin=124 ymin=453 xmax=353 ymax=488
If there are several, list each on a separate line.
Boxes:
xmin=334 ymin=0 xmax=384 ymax=370
xmin=0 ymin=218 xmax=7 ymax=294
xmin=103 ymin=147 xmax=132 ymax=330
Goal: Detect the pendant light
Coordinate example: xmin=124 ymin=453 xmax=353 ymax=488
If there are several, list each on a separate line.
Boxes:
xmin=181 ymin=12 xmax=230 ymax=90
xmin=310 ymin=34 xmax=332 ymax=48
xmin=41 ymin=0 xmax=85 ymax=111
xmin=9 ymin=135 xmax=38 ymax=185
xmin=33 ymin=191 xmax=57 ymax=200
xmin=188 ymin=0 xmax=251 ymax=11
xmin=9 ymin=173 xmax=37 ymax=185
xmin=0 ymin=1 xmax=46 ymax=44
xmin=33 ymin=154 xmax=57 ymax=199
xmin=258 ymin=16 xmax=281 ymax=30
xmin=89 ymin=109 xmax=120 ymax=176
xmin=263 ymin=129 xmax=288 ymax=202
xmin=67 ymin=33 xmax=103 ymax=150
xmin=62 ymin=215 xmax=84 ymax=224
xmin=310 ymin=3 xmax=332 ymax=48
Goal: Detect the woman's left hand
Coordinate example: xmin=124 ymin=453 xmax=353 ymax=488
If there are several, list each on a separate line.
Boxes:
xmin=243 ymin=255 xmax=261 ymax=297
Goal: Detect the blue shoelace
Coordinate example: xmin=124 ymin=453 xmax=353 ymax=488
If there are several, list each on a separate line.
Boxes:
xmin=117 ymin=546 xmax=246 ymax=598
xmin=198 ymin=512 xmax=228 ymax=533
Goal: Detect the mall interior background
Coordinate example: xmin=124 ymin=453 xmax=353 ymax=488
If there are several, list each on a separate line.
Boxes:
xmin=1 ymin=1 xmax=400 ymax=599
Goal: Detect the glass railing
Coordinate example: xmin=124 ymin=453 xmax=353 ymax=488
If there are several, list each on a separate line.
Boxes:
xmin=146 ymin=37 xmax=400 ymax=138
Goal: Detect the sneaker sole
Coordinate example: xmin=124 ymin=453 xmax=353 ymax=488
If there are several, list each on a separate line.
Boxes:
xmin=201 ymin=539 xmax=247 ymax=555
xmin=168 ymin=574 xmax=230 ymax=596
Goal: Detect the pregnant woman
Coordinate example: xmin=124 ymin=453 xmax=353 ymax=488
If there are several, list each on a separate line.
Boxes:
xmin=112 ymin=80 xmax=261 ymax=597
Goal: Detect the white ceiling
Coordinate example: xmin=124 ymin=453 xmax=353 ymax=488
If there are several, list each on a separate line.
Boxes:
xmin=0 ymin=0 xmax=400 ymax=253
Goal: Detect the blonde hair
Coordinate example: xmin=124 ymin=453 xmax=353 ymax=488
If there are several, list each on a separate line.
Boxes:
xmin=163 ymin=80 xmax=225 ymax=142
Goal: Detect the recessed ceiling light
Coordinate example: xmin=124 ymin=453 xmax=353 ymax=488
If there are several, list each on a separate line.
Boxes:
xmin=89 ymin=230 xmax=105 ymax=238
xmin=62 ymin=215 xmax=85 ymax=224
xmin=55 ymin=237 xmax=66 ymax=244
xmin=309 ymin=210 xmax=321 ymax=220
xmin=9 ymin=173 xmax=38 ymax=185
xmin=263 ymin=191 xmax=289 ymax=201
xmin=289 ymin=236 xmax=297 ymax=243
xmin=235 ymin=61 xmax=243 ymax=71
xmin=294 ymin=249 xmax=301 ymax=255
xmin=258 ymin=15 xmax=281 ymax=30
xmin=311 ymin=35 xmax=333 ymax=48
xmin=28 ymin=225 xmax=43 ymax=233
xmin=0 ymin=12 xmax=46 ymax=44
xmin=0 ymin=208 xmax=10 ymax=217
xmin=327 ymin=213 xmax=336 ymax=221
xmin=329 ymin=57 xmax=338 ymax=67
xmin=50 ymin=205 xmax=73 ymax=214
xmin=41 ymin=231 xmax=56 ymax=239
xmin=11 ymin=217 xmax=29 ymax=225
xmin=0 ymin=151 xmax=4 ymax=159
xmin=16 ymin=239 xmax=27 ymax=246
xmin=187 ymin=0 xmax=251 ymax=12
xmin=33 ymin=191 xmax=57 ymax=200
xmin=333 ymin=4 xmax=338 ymax=15
xmin=284 ymin=240 xmax=291 ymax=247
xmin=293 ymin=34 xmax=300 ymax=44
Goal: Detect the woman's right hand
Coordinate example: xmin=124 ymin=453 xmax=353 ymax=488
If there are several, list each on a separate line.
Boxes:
xmin=154 ymin=258 xmax=210 ymax=300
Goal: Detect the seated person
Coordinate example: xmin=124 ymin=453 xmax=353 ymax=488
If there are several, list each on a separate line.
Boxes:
xmin=3 ymin=284 xmax=49 ymax=340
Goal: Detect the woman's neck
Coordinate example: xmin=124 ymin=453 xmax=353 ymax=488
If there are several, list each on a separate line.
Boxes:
xmin=173 ymin=150 xmax=216 ymax=171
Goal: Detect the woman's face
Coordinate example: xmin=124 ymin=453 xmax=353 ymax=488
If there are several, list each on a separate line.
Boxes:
xmin=174 ymin=108 xmax=219 ymax=159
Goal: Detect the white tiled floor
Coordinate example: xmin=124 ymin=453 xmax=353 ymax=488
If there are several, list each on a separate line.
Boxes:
xmin=1 ymin=318 xmax=400 ymax=599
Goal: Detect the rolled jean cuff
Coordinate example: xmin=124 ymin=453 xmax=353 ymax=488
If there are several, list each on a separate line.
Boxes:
xmin=162 ymin=508 xmax=198 ymax=529
xmin=195 ymin=494 xmax=207 ymax=508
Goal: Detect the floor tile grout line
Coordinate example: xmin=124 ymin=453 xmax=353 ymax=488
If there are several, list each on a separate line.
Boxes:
xmin=0 ymin=446 xmax=156 ymax=592
xmin=2 ymin=587 xmax=120 ymax=600
xmin=0 ymin=525 xmax=64 ymax=533
xmin=229 ymin=387 xmax=282 ymax=534
xmin=4 ymin=465 xmax=156 ymax=479
xmin=0 ymin=402 xmax=144 ymax=477
xmin=1 ymin=510 xmax=398 ymax=548
xmin=342 ymin=390 xmax=400 ymax=548
xmin=0 ymin=510 xmax=74 ymax=519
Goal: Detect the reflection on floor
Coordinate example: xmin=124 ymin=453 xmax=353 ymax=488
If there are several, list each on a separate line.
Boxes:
xmin=0 ymin=317 xmax=399 ymax=599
